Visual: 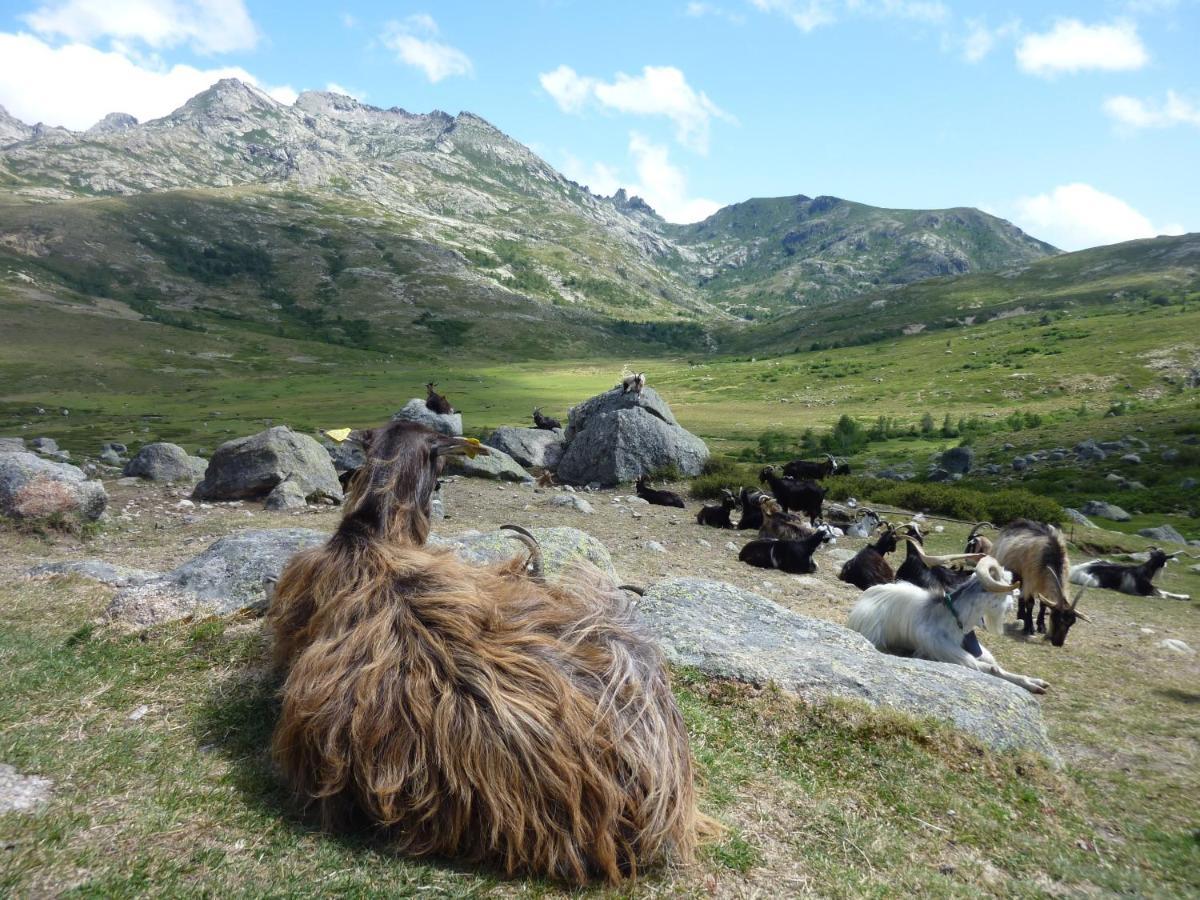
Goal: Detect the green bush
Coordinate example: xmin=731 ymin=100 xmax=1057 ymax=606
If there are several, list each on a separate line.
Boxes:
xmin=690 ymin=457 xmax=761 ymax=500
xmin=823 ymin=476 xmax=1063 ymax=525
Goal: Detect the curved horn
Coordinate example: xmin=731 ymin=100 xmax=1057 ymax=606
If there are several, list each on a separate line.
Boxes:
xmin=617 ymin=584 xmax=645 ymax=596
xmin=501 ymin=524 xmax=543 ymax=580
xmin=974 ymin=555 xmax=1016 ymax=593
xmin=967 ymin=521 xmax=995 ymax=538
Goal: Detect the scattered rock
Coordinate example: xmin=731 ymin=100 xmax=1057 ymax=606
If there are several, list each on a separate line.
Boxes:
xmin=1120 ymin=453 xmax=1142 ymax=465
xmin=0 ymin=452 xmax=107 ymax=521
xmin=1181 ymin=478 xmax=1197 ymax=491
xmin=724 ymin=541 xmax=738 ymax=552
xmin=1074 ymin=439 xmax=1107 ymax=462
xmin=926 ymin=467 xmax=952 ymax=483
xmin=1137 ymin=525 xmax=1187 ymax=544
xmin=105 ymin=528 xmax=327 ymax=626
xmin=1080 ymin=500 xmax=1131 ymax=522
xmin=940 ymin=446 xmax=974 ymax=474
xmin=27 ymin=560 xmax=157 ymax=587
xmin=193 ymin=427 xmax=342 ymax=503
xmin=123 ymin=442 xmax=207 ymax=482
xmin=556 ymin=387 xmax=708 ymax=486
xmin=1063 ymin=508 xmax=1097 ymax=529
xmin=543 ymin=494 xmax=594 ymax=514
xmin=99 ymin=448 xmax=123 ymax=467
xmin=637 ymin=579 xmax=1057 ymax=758
xmin=1156 ymin=639 xmax=1194 ymax=655
xmin=484 ymin=426 xmax=565 ymax=469
xmin=1162 ymin=448 xmax=1180 ymax=463
xmin=264 ymin=479 xmax=308 ymax=511
xmin=644 ymin=540 xmax=667 ymax=553
xmin=0 ymin=764 xmax=53 ymax=813
xmin=443 ymin=445 xmax=531 ymax=482
xmin=1011 ymin=457 xmax=1028 ymax=471
xmin=391 ymin=398 xmax=463 ymax=436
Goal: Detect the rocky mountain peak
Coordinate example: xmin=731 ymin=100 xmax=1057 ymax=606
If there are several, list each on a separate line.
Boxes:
xmin=86 ymin=112 xmax=138 ymax=136
xmin=611 ymin=188 xmax=660 ymax=220
xmin=0 ymin=104 xmax=33 ymax=145
xmin=169 ymin=78 xmax=281 ymax=124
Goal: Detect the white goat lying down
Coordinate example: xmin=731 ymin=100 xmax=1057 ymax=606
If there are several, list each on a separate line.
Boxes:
xmin=848 ymin=552 xmax=1050 ymax=694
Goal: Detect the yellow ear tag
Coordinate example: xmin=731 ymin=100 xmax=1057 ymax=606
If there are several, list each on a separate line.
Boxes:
xmin=462 ymin=437 xmax=483 ymax=458
xmin=324 ymin=428 xmax=353 ymax=443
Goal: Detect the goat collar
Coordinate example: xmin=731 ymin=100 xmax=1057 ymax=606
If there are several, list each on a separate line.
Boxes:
xmin=941 ymin=583 xmax=970 ymax=631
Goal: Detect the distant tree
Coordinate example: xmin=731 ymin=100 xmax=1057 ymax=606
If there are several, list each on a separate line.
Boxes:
xmin=920 ymin=412 xmax=935 ymax=435
xmin=941 ymin=413 xmax=957 ymax=438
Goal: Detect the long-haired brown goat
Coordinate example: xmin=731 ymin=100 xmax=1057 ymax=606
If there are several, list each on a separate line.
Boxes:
xmin=268 ymin=420 xmax=708 ymax=884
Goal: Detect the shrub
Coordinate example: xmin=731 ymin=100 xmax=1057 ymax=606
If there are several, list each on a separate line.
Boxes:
xmin=823 ymin=476 xmax=1063 ymax=525
xmin=690 ymin=457 xmax=761 ymax=500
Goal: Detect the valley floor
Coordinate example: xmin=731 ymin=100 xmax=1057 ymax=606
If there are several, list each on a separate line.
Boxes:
xmin=2 ymin=477 xmax=1198 ymax=896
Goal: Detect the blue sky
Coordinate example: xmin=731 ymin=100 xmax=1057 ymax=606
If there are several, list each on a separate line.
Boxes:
xmin=0 ymin=0 xmax=1196 ymax=249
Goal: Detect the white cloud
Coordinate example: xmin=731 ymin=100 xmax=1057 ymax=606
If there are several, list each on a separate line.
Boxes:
xmin=562 ymin=133 xmax=721 ymax=224
xmin=0 ymin=31 xmax=293 ymax=130
xmin=341 ymin=13 xmax=357 ymax=29
xmin=325 ymin=82 xmax=365 ymax=101
xmin=21 ymin=0 xmax=259 ymax=55
xmin=961 ymin=17 xmax=1020 ymax=63
xmin=1016 ymin=19 xmax=1148 ymax=77
xmin=750 ymin=0 xmax=947 ymax=32
xmin=685 ymin=2 xmax=745 ymax=24
xmin=381 ymin=14 xmax=472 ymax=83
xmin=1013 ymin=183 xmax=1184 ymax=251
xmin=1104 ymin=90 xmax=1200 ymax=129
xmin=539 ymin=64 xmax=732 ymax=153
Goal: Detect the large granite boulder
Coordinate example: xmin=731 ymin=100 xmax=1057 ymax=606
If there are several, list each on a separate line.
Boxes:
xmin=485 ymin=426 xmax=565 ymax=469
xmin=637 ymin=578 xmax=1058 ymax=759
xmin=940 ymin=446 xmax=974 ymax=475
xmin=123 ymin=442 xmax=206 ymax=482
xmin=193 ymin=427 xmax=342 ymax=503
xmin=430 ymin=526 xmax=618 ymax=582
xmin=0 ymin=437 xmax=25 ymax=452
xmin=105 ymin=528 xmax=327 ymax=626
xmin=323 ymin=438 xmax=365 ymax=480
xmin=1080 ymin=500 xmax=1131 ymax=522
xmin=392 ymin=398 xmax=462 ymax=436
xmin=1137 ymin=524 xmax=1187 ymax=544
xmin=442 ymin=446 xmax=531 ymax=482
xmin=557 ymin=387 xmax=708 ymax=486
xmin=0 ymin=451 xmax=107 ymax=521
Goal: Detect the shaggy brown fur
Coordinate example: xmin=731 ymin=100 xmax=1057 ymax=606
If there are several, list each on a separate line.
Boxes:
xmin=268 ymin=420 xmax=708 ymax=884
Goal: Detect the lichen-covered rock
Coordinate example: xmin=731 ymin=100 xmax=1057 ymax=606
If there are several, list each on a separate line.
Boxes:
xmin=265 ymin=479 xmax=308 ymax=510
xmin=1080 ymin=500 xmax=1131 ymax=522
xmin=193 ymin=427 xmax=341 ymax=503
xmin=0 ymin=437 xmax=25 ymax=452
xmin=542 ymin=494 xmax=594 ymax=514
xmin=27 ymin=560 xmax=158 ymax=587
xmin=484 ymin=426 xmax=564 ymax=469
xmin=0 ymin=451 xmax=107 ymax=521
xmin=442 ymin=446 xmax=531 ymax=482
xmin=430 ymin=526 xmax=618 ymax=583
xmin=1137 ymin=524 xmax=1187 ymax=544
xmin=391 ymin=398 xmax=463 ymax=436
xmin=105 ymin=528 xmax=327 ymax=626
xmin=1063 ymin=508 xmax=1096 ymax=528
xmin=123 ymin=442 xmax=206 ymax=482
xmin=557 ymin=388 xmax=708 ymax=486
xmin=637 ymin=578 xmax=1058 ymax=759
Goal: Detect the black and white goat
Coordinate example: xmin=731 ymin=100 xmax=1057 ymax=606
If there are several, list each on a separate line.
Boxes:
xmin=895 ymin=522 xmax=972 ymax=592
xmin=759 ymin=466 xmax=826 ymax=521
xmin=532 ymin=407 xmax=562 ymax=431
xmin=993 ymin=519 xmax=1086 ymax=646
xmin=838 ymin=522 xmax=902 ymax=590
xmin=782 ymin=453 xmax=839 ymax=481
xmin=736 ymin=487 xmax=767 ymax=530
xmin=1069 ymin=548 xmax=1191 ymax=601
xmin=696 ymin=490 xmax=737 ymax=528
xmin=424 ymin=382 xmax=454 ymax=415
xmin=848 ymin=555 xmax=1048 ymax=694
xmin=619 ymin=372 xmax=647 ymax=394
xmin=739 ymin=526 xmax=835 ymax=575
xmin=635 ymin=475 xmax=686 ymax=509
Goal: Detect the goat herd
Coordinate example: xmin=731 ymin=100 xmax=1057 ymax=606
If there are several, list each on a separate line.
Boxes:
xmin=262 ymin=384 xmax=1191 ymax=887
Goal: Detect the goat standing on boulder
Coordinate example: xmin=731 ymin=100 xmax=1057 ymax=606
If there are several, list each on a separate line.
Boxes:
xmin=532 ymin=407 xmax=562 ymax=431
xmin=424 ymin=382 xmax=453 ymax=415
xmin=268 ymin=420 xmax=711 ymax=884
xmin=619 ymin=372 xmax=647 ymax=395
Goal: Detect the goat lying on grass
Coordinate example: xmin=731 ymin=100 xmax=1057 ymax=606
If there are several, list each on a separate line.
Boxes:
xmin=757 ymin=495 xmax=820 ymax=542
xmin=636 ymin=475 xmax=686 ymax=508
xmin=739 ymin=526 xmax=835 ymax=575
xmin=838 ymin=522 xmax=902 ymax=590
xmin=1070 ymin=547 xmax=1191 ymax=601
xmin=268 ymin=420 xmax=710 ymax=884
xmin=736 ymin=487 xmax=767 ymax=530
xmin=696 ymin=490 xmax=736 ymax=528
xmin=848 ymin=554 xmax=1049 ymax=694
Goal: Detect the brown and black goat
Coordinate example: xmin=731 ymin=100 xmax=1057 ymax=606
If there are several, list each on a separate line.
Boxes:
xmin=532 ymin=407 xmax=562 ymax=430
xmin=964 ymin=522 xmax=994 ymax=556
xmin=268 ymin=420 xmax=712 ymax=884
xmin=838 ymin=522 xmax=903 ymax=590
xmin=992 ymin=519 xmax=1087 ymax=646
xmin=696 ymin=490 xmax=737 ymax=528
xmin=424 ymin=382 xmax=453 ymax=415
xmin=757 ymin=495 xmax=820 ymax=542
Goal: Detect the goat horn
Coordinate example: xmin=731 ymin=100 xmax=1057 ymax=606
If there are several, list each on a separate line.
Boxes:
xmin=617 ymin=584 xmax=645 ymax=596
xmin=968 ymin=522 xmax=995 ymax=536
xmin=974 ymin=555 xmax=1016 ymax=592
xmin=906 ymin=541 xmax=986 ymax=569
xmin=500 ymin=524 xmax=543 ymax=580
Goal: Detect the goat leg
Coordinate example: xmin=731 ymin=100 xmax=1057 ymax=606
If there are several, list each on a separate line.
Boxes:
xmin=925 ymin=643 xmax=1049 ymax=695
xmin=1036 ymin=601 xmax=1048 ymax=634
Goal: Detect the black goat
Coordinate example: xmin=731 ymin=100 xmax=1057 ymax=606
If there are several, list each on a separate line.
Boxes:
xmin=696 ymin=490 xmax=737 ymax=528
xmin=424 ymin=382 xmax=454 ymax=415
xmin=759 ymin=466 xmax=826 ymax=521
xmin=739 ymin=528 xmax=835 ymax=575
xmin=895 ymin=523 xmax=973 ymax=592
xmin=636 ymin=475 xmax=686 ymax=509
xmin=782 ymin=453 xmax=839 ymax=481
xmin=838 ymin=523 xmax=902 ymax=590
xmin=532 ymin=407 xmax=562 ymax=431
xmin=1070 ymin=548 xmax=1190 ymax=601
xmin=736 ymin=487 xmax=767 ymax=530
